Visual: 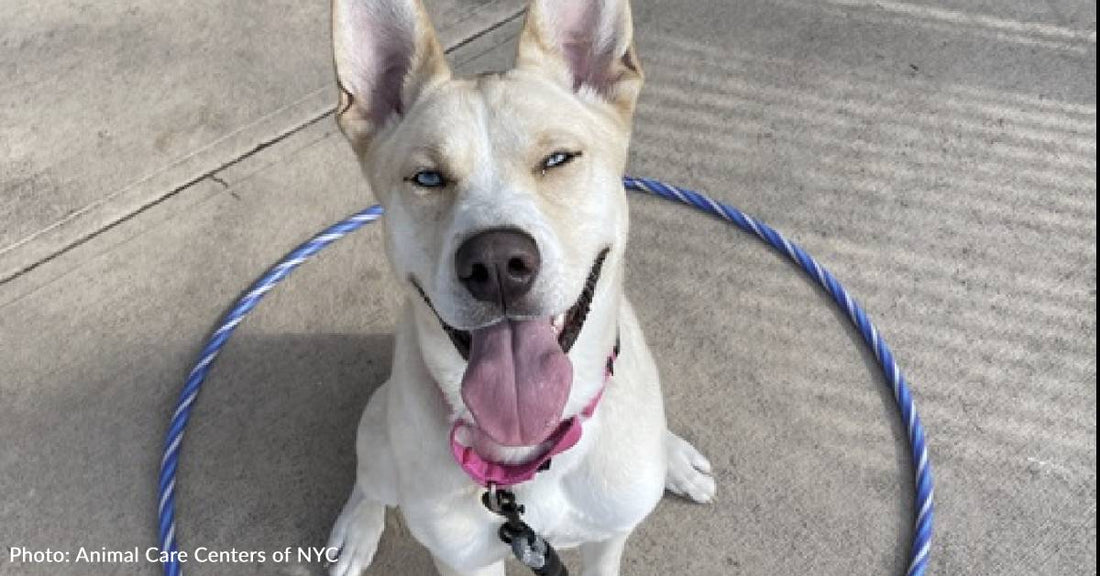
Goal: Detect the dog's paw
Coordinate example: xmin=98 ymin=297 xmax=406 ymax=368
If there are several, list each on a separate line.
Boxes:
xmin=665 ymin=432 xmax=717 ymax=504
xmin=327 ymin=489 xmax=385 ymax=576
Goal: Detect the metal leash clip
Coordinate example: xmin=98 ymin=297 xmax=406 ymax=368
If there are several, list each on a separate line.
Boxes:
xmin=481 ymin=485 xmax=568 ymax=576
xmin=507 ymin=528 xmax=548 ymax=570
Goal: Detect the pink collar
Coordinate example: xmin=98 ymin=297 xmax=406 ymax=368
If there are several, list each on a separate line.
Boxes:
xmin=450 ymin=339 xmax=619 ymax=488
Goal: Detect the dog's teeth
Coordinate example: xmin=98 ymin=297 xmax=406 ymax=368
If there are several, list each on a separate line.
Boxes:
xmin=552 ymin=313 xmax=566 ymax=333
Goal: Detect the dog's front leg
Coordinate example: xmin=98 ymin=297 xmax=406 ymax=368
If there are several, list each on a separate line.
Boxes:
xmin=581 ymin=533 xmax=631 ymax=576
xmin=328 ymin=381 xmax=399 ymax=576
xmin=432 ymin=557 xmax=506 ymax=576
xmin=665 ymin=431 xmax=717 ymax=504
xmin=327 ymin=485 xmax=385 ymax=576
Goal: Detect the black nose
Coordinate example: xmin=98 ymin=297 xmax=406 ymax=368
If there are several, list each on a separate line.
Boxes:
xmin=455 ymin=229 xmax=541 ymax=307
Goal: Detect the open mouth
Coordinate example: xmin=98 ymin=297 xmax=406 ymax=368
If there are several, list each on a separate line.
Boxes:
xmin=413 ymin=248 xmax=610 ymax=360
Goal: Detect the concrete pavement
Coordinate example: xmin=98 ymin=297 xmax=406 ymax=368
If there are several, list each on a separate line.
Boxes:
xmin=0 ymin=1 xmax=1095 ymax=575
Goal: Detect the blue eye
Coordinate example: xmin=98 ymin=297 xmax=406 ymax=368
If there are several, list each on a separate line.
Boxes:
xmin=543 ymin=151 xmax=580 ymax=170
xmin=410 ymin=170 xmax=446 ymax=188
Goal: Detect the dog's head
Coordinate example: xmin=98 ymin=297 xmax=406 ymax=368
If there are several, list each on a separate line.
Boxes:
xmin=333 ymin=0 xmax=643 ymax=457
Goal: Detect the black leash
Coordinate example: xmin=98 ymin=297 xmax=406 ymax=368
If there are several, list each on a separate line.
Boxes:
xmin=482 ymin=486 xmax=569 ymax=576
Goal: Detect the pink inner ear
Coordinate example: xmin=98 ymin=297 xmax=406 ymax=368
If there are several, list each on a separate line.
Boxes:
xmin=362 ymin=22 xmax=416 ymax=125
xmin=339 ymin=3 xmax=417 ymax=125
xmin=371 ymin=60 xmax=410 ymax=122
xmin=547 ymin=0 xmax=619 ymax=93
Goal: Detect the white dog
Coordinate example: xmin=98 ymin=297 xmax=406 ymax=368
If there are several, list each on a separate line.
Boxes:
xmin=327 ymin=1 xmax=716 ymax=574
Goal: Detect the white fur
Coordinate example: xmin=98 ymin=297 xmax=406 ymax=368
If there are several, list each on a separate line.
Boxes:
xmin=328 ymin=1 xmax=715 ymax=574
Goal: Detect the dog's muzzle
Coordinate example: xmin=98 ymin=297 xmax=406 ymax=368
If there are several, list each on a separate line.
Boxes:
xmin=413 ymin=249 xmax=610 ymax=448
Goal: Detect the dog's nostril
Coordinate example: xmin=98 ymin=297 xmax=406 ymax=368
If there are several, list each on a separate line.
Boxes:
xmin=507 ymin=257 xmax=531 ymax=278
xmin=470 ymin=263 xmax=491 ymax=283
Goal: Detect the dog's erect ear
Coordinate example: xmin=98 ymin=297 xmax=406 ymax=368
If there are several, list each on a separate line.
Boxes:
xmin=517 ymin=0 xmax=644 ymax=118
xmin=332 ymin=0 xmax=451 ymax=150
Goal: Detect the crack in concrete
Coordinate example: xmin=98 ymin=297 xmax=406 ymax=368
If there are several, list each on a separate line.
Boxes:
xmin=208 ymin=174 xmax=230 ymax=189
xmin=0 ymin=112 xmax=333 ymax=287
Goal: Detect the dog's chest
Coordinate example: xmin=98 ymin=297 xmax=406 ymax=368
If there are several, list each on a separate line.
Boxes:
xmin=401 ymin=428 xmax=666 ymax=569
xmin=402 ymin=468 xmax=653 ymax=569
xmin=513 ymin=474 xmax=642 ymax=547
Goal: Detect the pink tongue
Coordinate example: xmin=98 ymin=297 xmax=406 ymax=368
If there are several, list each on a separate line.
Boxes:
xmin=461 ymin=319 xmax=573 ymax=447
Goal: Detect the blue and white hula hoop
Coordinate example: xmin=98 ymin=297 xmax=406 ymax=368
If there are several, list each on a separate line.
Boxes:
xmin=157 ymin=177 xmax=934 ymax=576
